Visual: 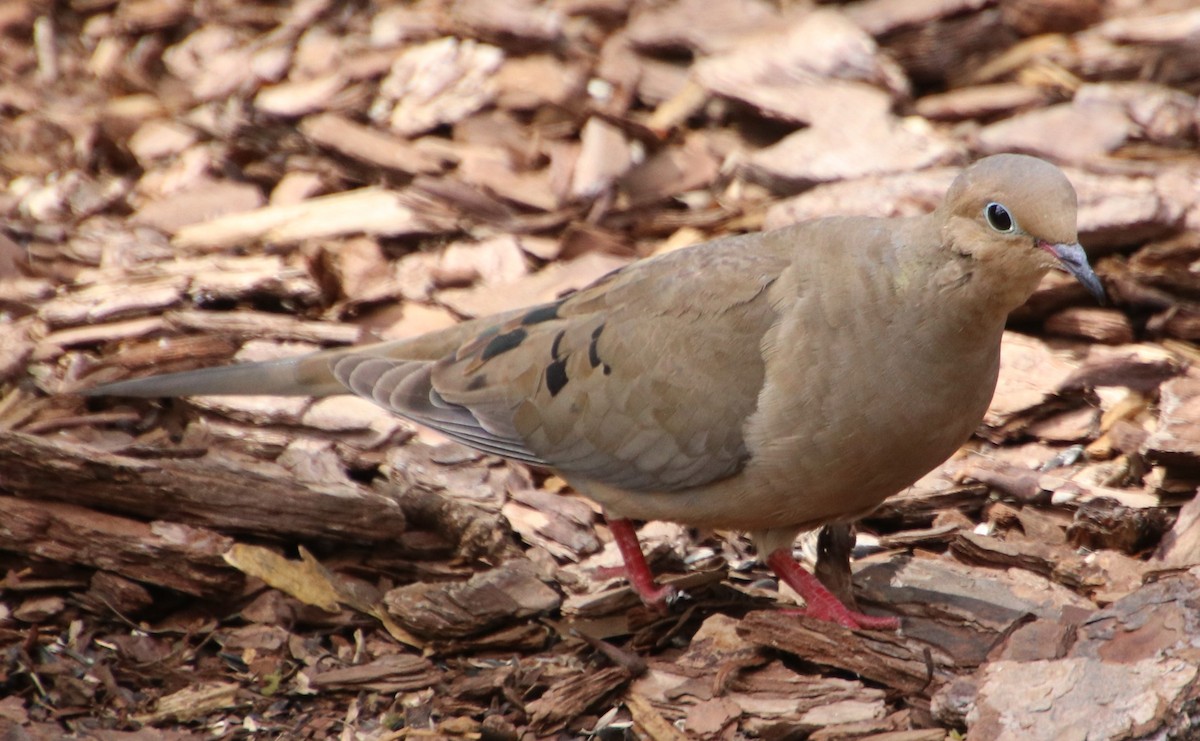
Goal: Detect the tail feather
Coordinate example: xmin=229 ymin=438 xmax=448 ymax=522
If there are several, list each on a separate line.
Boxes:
xmin=81 ymin=352 xmax=346 ymax=398
xmin=79 ymin=305 xmax=535 ymax=399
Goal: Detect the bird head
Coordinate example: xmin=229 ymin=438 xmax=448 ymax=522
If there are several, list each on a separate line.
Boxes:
xmin=939 ymin=154 xmax=1106 ymax=308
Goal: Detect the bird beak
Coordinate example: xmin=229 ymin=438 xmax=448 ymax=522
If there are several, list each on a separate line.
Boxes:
xmin=1040 ymin=241 xmax=1106 ymax=304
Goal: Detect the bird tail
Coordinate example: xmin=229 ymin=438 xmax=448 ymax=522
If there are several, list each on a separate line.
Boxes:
xmin=79 ymin=349 xmax=349 ymax=398
xmin=78 ymin=305 xmax=535 ymax=399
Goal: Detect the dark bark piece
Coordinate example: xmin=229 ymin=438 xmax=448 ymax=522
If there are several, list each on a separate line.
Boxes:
xmin=736 ymin=611 xmax=933 ymax=694
xmin=867 ymin=484 xmax=990 ymax=530
xmin=951 ymin=528 xmax=1149 ymax=603
xmin=1067 ymin=497 xmax=1175 ymax=554
xmin=0 ymin=495 xmax=238 ymax=597
xmin=0 ymin=431 xmax=407 ymax=542
xmin=82 ymin=570 xmax=156 ymax=616
xmin=526 ymin=665 xmax=630 ymax=733
xmin=988 ymin=618 xmax=1077 ymax=662
xmin=855 ymin=554 xmax=1096 ymax=668
xmin=617 ymin=134 xmax=721 ymax=208
xmin=307 ymin=653 xmax=440 ymax=691
xmin=813 ymin=523 xmax=857 ymax=609
xmin=384 ymin=558 xmax=560 ymax=639
xmin=391 ymin=482 xmax=521 ymax=563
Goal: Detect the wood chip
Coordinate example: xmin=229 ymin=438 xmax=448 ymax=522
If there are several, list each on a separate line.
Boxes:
xmin=913 ymin=82 xmax=1047 ymax=121
xmin=1143 ymin=378 xmax=1200 ymax=471
xmin=737 ymin=611 xmax=930 ymax=694
xmin=172 ymin=187 xmax=458 ymax=250
xmin=744 ymin=110 xmax=960 ymax=188
xmin=384 ymin=558 xmax=561 ymax=638
xmin=1043 ymin=307 xmax=1135 ymax=344
xmin=133 ymin=179 xmax=266 ymax=234
xmin=298 ymin=112 xmax=454 ymax=175
xmin=308 ymin=653 xmax=439 ymax=691
xmin=695 ymin=9 xmax=906 ymax=125
xmin=984 ymin=332 xmax=1086 ymax=438
xmin=939 ymin=571 xmax=1200 ymax=739
xmin=377 ymin=37 xmax=504 ymax=137
xmin=0 ymin=495 xmax=237 ymax=597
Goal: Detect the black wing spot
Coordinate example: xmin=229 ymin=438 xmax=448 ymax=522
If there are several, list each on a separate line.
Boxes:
xmin=481 ymin=328 xmax=528 ymax=361
xmin=587 ymin=323 xmax=605 ymax=369
xmin=545 ymin=358 xmax=569 ymax=396
xmin=550 ymin=330 xmax=566 ymax=360
xmin=466 ymin=374 xmax=488 ymax=391
xmin=474 ymin=325 xmax=500 ymax=342
xmin=520 ymin=301 xmax=562 ymax=326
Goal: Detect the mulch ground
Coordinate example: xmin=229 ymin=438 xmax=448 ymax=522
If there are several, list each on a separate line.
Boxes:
xmin=3 ymin=0 xmax=1200 ymax=738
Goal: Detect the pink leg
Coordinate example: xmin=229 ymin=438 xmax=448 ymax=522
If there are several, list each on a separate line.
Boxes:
xmin=608 ymin=518 xmax=677 ymax=608
xmin=766 ymin=548 xmax=899 ymax=631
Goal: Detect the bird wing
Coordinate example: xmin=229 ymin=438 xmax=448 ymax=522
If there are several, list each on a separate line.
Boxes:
xmin=334 ymin=236 xmax=788 ymax=492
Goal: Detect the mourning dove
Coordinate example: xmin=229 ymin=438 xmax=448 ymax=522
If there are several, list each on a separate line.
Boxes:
xmin=85 ymin=154 xmax=1104 ymax=629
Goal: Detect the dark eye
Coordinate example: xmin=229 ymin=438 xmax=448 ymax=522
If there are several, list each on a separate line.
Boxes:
xmin=985 ymin=202 xmax=1014 ymax=233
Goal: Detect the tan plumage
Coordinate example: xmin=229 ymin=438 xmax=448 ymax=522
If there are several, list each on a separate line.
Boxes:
xmin=86 ymin=154 xmax=1104 ymax=628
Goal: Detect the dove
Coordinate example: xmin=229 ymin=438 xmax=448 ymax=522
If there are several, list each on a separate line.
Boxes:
xmin=84 ymin=154 xmax=1105 ymax=629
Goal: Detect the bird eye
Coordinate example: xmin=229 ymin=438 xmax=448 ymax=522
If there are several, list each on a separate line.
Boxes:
xmin=984 ymin=202 xmax=1015 ymax=233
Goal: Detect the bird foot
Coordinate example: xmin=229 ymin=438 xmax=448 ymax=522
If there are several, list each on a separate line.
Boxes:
xmin=606 ymin=517 xmax=681 ymax=611
xmin=766 ymin=547 xmax=899 ymax=631
xmin=592 ymin=565 xmax=680 ymax=609
xmin=778 ymin=605 xmax=900 ymax=631
xmin=634 ymin=581 xmax=680 ymax=612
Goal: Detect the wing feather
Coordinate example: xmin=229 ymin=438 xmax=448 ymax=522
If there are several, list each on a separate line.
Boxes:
xmin=334 ymin=236 xmax=789 ymax=492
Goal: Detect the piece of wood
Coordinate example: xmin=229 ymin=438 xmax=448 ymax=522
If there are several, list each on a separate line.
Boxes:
xmin=383 ymin=558 xmax=561 ymax=639
xmin=298 ymin=113 xmax=453 ymax=175
xmin=526 ymin=666 xmax=631 ymax=733
xmin=171 ymin=187 xmax=458 ymax=250
xmin=1143 ymin=378 xmax=1200 ymax=472
xmin=0 ymin=431 xmax=408 ymax=543
xmin=0 ymin=495 xmax=239 ymax=597
xmin=1044 ymin=307 xmax=1135 ymax=344
xmin=736 ymin=611 xmax=932 ymax=694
